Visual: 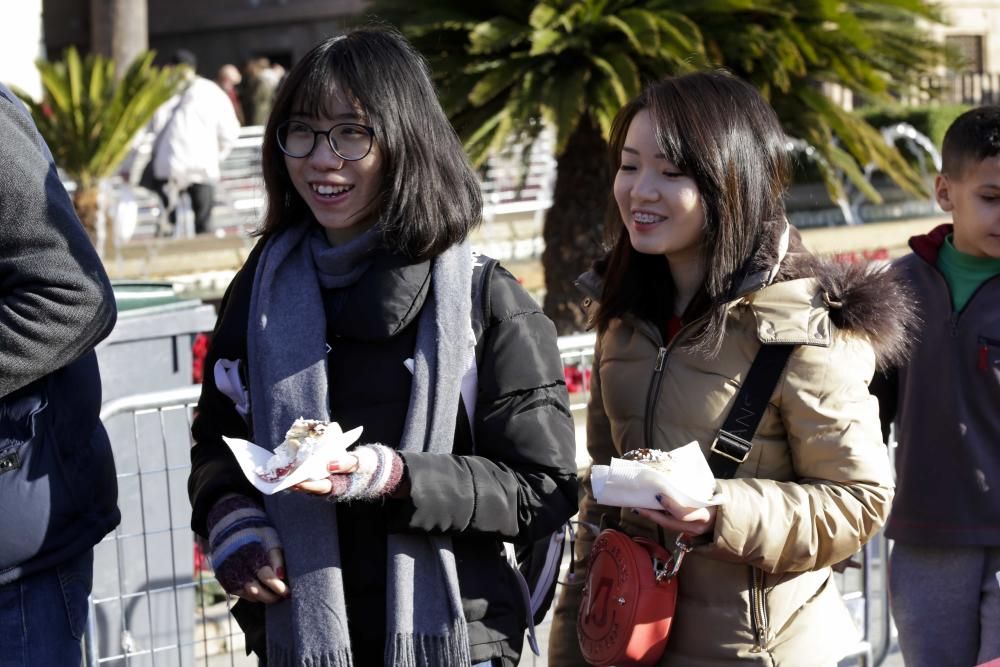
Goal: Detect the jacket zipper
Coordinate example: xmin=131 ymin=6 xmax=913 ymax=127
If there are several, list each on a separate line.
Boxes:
xmin=643 ymin=347 xmax=668 ymax=450
xmin=634 ymin=315 xmax=708 ymax=453
xmin=748 ymin=566 xmax=769 ymax=652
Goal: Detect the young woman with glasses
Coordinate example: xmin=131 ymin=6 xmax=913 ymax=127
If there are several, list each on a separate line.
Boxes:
xmin=187 ymin=27 xmax=578 ymax=667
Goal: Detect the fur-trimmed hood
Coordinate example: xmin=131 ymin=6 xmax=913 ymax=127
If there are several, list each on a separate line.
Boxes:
xmin=578 ymin=226 xmax=918 ymax=369
xmin=768 ymin=230 xmax=918 ymax=369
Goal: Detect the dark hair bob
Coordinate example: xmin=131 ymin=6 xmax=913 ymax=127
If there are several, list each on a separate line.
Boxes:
xmin=257 ymin=27 xmax=482 ymax=260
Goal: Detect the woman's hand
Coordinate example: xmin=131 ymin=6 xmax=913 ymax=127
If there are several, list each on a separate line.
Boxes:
xmin=206 ymin=493 xmax=289 ymax=603
xmin=292 ymin=452 xmax=359 ymax=495
xmin=632 ymin=493 xmax=718 ymax=537
xmin=237 ymin=547 xmax=289 ymax=604
xmin=291 ymin=445 xmax=406 ymax=501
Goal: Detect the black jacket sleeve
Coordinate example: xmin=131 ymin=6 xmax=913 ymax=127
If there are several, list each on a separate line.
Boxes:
xmin=391 ymin=266 xmax=579 ymax=543
xmin=187 ymin=248 xmax=263 ymax=536
xmin=0 ymin=87 xmax=116 ymax=398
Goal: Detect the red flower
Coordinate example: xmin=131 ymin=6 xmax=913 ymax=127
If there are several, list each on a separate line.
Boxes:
xmin=192 ymin=333 xmax=211 ymax=384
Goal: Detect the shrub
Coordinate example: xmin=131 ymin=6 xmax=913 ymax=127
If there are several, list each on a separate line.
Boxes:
xmin=859 ymin=104 xmax=970 ymax=149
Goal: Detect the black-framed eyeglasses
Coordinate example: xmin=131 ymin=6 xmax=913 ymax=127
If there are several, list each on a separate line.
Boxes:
xmin=276 ymin=120 xmax=376 ymax=161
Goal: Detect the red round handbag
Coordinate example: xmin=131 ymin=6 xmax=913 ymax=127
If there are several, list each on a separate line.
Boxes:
xmin=577 ymin=529 xmax=683 ymax=667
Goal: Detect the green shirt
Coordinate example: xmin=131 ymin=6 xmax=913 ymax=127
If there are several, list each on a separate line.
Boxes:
xmin=936 ymin=234 xmax=1000 ymax=312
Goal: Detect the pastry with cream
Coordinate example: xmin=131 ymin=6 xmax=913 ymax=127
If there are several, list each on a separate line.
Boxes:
xmin=255 ymin=418 xmax=341 ymax=482
xmin=622 ymin=445 xmax=717 ymax=504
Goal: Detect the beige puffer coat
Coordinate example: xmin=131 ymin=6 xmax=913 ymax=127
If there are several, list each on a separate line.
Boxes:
xmin=548 ymin=254 xmax=913 ymax=667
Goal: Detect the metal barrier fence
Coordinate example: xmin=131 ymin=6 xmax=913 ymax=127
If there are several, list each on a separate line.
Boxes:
xmin=87 ymin=337 xmax=893 ymax=666
xmin=89 ymin=386 xmax=251 ymax=666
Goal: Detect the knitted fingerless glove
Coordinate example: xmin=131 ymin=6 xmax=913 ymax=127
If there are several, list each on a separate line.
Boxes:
xmin=327 ymin=444 xmax=405 ymax=502
xmin=206 ymin=493 xmax=282 ymax=594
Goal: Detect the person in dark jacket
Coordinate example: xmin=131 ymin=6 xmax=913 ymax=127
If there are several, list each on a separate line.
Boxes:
xmin=0 ymin=83 xmax=119 ymax=665
xmin=186 ymin=28 xmax=578 ymax=667
xmin=872 ymin=106 xmax=1000 ymax=667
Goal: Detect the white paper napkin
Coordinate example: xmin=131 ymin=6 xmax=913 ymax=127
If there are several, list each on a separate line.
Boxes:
xmin=222 ymin=423 xmax=363 ymax=495
xmin=591 ymin=442 xmax=725 ymax=510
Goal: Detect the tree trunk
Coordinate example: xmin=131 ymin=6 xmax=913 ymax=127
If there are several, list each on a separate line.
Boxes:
xmin=542 ymin=116 xmax=611 ymax=335
xmin=90 ymin=0 xmax=148 ymax=80
xmin=73 ymin=186 xmax=100 ymax=246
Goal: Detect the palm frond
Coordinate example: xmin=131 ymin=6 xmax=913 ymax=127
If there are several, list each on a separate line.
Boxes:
xmin=15 ymin=47 xmax=182 ymax=188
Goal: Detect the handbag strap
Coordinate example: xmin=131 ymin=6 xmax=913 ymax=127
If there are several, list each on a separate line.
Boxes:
xmin=149 ymin=81 xmax=193 ymax=162
xmin=708 ymin=344 xmax=794 ymax=479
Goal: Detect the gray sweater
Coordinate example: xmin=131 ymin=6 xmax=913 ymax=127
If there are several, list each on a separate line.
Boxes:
xmin=0 ymin=84 xmax=116 ymax=397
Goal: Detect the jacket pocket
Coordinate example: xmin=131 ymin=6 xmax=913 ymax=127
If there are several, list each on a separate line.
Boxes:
xmin=57 ymin=549 xmax=94 ymax=640
xmin=0 ymin=380 xmax=61 ymax=570
xmin=0 ymin=371 xmax=110 ymax=574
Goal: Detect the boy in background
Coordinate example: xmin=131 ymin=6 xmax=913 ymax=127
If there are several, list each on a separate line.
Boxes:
xmin=873 ymin=105 xmax=1000 ymax=666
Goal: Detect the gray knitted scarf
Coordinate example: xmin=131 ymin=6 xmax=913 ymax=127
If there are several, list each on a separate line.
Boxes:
xmin=247 ymin=222 xmax=473 ymax=666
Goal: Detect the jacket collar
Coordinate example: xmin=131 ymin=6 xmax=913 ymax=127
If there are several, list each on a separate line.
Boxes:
xmin=577 ymin=222 xmax=793 ymax=303
xmin=909 ymin=223 xmax=952 ymax=265
xmin=577 ymin=221 xmax=829 ymax=346
xmin=733 ymin=221 xmax=791 ymax=298
xmin=326 ymin=250 xmax=431 ymax=340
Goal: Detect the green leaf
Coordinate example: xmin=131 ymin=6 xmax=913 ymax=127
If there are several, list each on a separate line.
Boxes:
xmin=528 ymin=3 xmax=559 ymax=29
xmin=590 ymin=55 xmax=628 ymax=105
xmin=468 ymin=60 xmax=527 ymax=106
xmin=618 ymin=9 xmax=661 ymax=53
xmin=542 ymin=68 xmax=588 ymax=154
xmin=600 ymin=50 xmax=641 ymax=99
xmin=469 ymin=17 xmax=531 ymax=54
xmin=601 ymin=16 xmax=642 ymax=53
xmin=825 ymin=143 xmax=883 ymax=202
xmin=530 ymin=28 xmax=566 ymax=55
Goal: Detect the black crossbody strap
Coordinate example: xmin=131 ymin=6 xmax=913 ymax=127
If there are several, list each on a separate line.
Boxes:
xmin=709 ymin=344 xmax=795 ymax=479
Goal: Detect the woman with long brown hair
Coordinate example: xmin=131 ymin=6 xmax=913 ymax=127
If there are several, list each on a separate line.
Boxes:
xmin=548 ymin=71 xmax=914 ymax=665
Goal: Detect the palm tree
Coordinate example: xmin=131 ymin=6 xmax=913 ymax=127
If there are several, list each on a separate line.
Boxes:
xmin=376 ymin=0 xmax=707 ymax=332
xmin=681 ymin=0 xmax=945 ymax=207
xmin=90 ymin=0 xmax=149 ymax=81
xmin=374 ymin=0 xmax=946 ymax=334
xmin=13 ymin=47 xmax=181 ymax=247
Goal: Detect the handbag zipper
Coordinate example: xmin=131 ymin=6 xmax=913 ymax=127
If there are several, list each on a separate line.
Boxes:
xmin=748 ymin=566 xmax=769 ymax=652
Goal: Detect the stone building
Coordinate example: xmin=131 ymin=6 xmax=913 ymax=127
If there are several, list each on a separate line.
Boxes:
xmin=42 ymin=0 xmax=367 ymax=79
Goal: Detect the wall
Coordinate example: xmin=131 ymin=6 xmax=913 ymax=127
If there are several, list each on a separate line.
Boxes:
xmin=42 ymin=0 xmax=366 ymax=79
xmin=0 ymin=0 xmax=44 ymax=98
xmin=932 ymin=0 xmax=1000 ymax=71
